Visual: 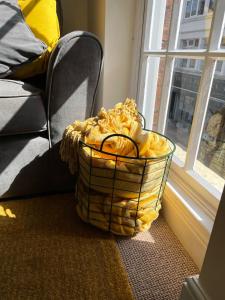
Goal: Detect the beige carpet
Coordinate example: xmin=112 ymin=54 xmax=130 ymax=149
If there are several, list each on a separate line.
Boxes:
xmin=117 ymin=216 xmax=199 ymax=300
xmin=0 ymin=193 xmax=134 ymax=300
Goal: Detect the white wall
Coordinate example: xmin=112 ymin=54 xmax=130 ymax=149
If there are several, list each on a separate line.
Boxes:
xmin=102 ymin=0 xmax=136 ymax=109
xmin=61 ymin=0 xmax=137 ymax=110
xmin=87 ymin=0 xmax=136 ymax=111
xmin=61 ymin=0 xmax=88 ymax=34
xmin=87 ymin=0 xmax=105 ymax=111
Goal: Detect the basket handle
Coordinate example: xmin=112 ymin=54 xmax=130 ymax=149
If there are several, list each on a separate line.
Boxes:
xmin=138 ymin=112 xmax=146 ymax=129
xmin=100 ymin=134 xmax=140 ymax=158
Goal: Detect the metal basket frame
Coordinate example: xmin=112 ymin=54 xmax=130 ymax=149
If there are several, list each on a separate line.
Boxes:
xmin=75 ymin=119 xmax=176 ymax=235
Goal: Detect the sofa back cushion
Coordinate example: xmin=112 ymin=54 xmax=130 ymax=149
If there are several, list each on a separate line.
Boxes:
xmin=0 ymin=0 xmax=60 ymax=79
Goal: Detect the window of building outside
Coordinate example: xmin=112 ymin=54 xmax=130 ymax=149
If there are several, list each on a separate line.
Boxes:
xmin=137 ymin=0 xmax=225 ymax=217
xmin=185 ymin=0 xmax=206 ymax=18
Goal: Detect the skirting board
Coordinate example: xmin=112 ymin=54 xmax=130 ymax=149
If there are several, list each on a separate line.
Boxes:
xmin=162 ymin=182 xmax=213 ymax=269
xmin=180 ymin=276 xmax=209 ymax=300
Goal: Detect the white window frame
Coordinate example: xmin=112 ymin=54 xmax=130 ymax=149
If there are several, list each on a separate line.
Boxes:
xmin=135 ymin=0 xmax=225 ymax=222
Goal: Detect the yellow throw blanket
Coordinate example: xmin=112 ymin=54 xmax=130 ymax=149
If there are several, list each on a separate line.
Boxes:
xmin=60 ymin=99 xmax=172 ymax=235
xmin=60 ymin=99 xmax=170 ymax=172
xmin=77 ymin=179 xmax=161 ymax=236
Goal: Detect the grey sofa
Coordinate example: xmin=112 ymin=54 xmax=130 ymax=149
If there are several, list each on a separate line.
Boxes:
xmin=0 ymin=4 xmax=103 ymax=199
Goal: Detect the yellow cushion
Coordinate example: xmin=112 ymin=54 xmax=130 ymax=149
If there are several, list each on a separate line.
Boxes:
xmin=14 ymin=0 xmax=60 ymax=79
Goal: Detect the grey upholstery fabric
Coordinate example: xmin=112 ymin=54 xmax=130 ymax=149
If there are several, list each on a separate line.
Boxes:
xmin=0 ymin=79 xmax=47 ymax=136
xmin=0 ymin=135 xmax=49 ymax=197
xmin=0 ymin=135 xmax=75 ymax=198
xmin=46 ymin=31 xmax=103 ymax=146
xmin=0 ymin=0 xmax=47 ymax=78
xmin=0 ymin=31 xmax=103 ymax=199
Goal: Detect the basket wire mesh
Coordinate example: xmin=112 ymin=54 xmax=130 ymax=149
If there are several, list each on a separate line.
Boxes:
xmin=75 ymin=121 xmax=175 ymax=236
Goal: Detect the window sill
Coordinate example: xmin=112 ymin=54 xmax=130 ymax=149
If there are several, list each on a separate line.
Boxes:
xmin=171 ymin=158 xmax=220 ymax=219
xmin=162 ymin=179 xmax=215 ymax=269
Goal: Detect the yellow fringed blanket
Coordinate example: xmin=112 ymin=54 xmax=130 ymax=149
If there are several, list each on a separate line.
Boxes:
xmin=60 ymin=99 xmax=172 ymax=235
xmin=60 ymin=99 xmax=170 ymax=172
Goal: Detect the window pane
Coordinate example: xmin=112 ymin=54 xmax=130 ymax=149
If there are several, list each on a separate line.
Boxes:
xmin=180 ymin=38 xmax=199 ymax=49
xmin=142 ymin=57 xmax=166 ymax=130
xmin=194 ymin=38 xmax=199 ymax=47
xmin=189 ymin=59 xmax=196 ymax=68
xmin=217 ymin=3 xmax=225 ymax=50
xmin=198 ymin=0 xmax=205 ymax=15
xmin=185 ymin=0 xmax=191 ymax=18
xmin=208 ymin=0 xmax=216 ymax=13
xmin=141 ymin=57 xmax=166 ymax=130
xmin=145 ymin=0 xmax=173 ymax=50
xmin=189 ymin=39 xmax=194 ymax=46
xmin=195 ymin=61 xmax=225 ymax=192
xmin=182 ymin=39 xmax=188 ymax=48
xmin=191 ymin=0 xmax=198 ymax=16
xmin=221 ymin=36 xmax=225 ymax=49
xmin=165 ymin=58 xmax=204 ymax=163
xmin=178 ymin=0 xmax=216 ymax=49
xmin=153 ymin=58 xmax=166 ymax=130
xmin=180 ymin=58 xmax=188 ymax=67
xmin=220 ymin=25 xmax=225 ymax=49
xmin=215 ymin=61 xmax=223 ymax=73
xmin=162 ymin=0 xmax=174 ymax=49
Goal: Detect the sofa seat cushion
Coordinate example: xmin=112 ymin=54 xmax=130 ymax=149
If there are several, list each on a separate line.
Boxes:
xmin=0 ymin=79 xmax=47 ymax=136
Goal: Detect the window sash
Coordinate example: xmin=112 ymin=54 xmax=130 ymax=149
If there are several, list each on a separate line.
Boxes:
xmin=137 ymin=0 xmax=225 ymax=204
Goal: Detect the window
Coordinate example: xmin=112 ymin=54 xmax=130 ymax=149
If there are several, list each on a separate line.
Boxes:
xmin=198 ymin=0 xmax=205 ymax=14
xmin=181 ymin=38 xmax=199 ymax=48
xmin=221 ymin=37 xmax=225 ymax=49
xmin=201 ymin=37 xmax=208 ymax=48
xmin=180 ymin=58 xmax=188 ymax=67
xmin=184 ymin=0 xmax=206 ymax=18
xmin=191 ymin=0 xmax=198 ymax=16
xmin=189 ymin=59 xmax=196 ymax=68
xmin=185 ymin=0 xmax=192 ymax=18
xmin=194 ymin=39 xmax=199 ymax=47
xmin=182 ymin=39 xmax=188 ymax=48
xmin=137 ymin=0 xmax=225 ymax=216
xmin=209 ymin=0 xmax=215 ymax=12
xmin=215 ymin=60 xmax=223 ymax=73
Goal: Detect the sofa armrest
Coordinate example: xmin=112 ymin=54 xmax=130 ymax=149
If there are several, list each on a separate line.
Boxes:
xmin=46 ymin=31 xmax=103 ymax=146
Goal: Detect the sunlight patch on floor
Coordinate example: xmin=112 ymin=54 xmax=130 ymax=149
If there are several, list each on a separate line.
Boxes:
xmin=0 ymin=206 xmax=16 ymax=218
xmin=132 ymin=231 xmax=155 ymax=243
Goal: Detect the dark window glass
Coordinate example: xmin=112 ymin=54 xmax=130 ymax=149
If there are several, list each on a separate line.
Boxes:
xmin=182 ymin=39 xmax=188 ymax=48
xmin=198 ymin=0 xmax=205 ymax=15
xmin=189 ymin=59 xmax=196 ymax=68
xmin=191 ymin=0 xmax=198 ymax=15
xmin=195 ymin=39 xmax=199 ymax=47
xmin=209 ymin=0 xmax=215 ymax=12
xmin=189 ymin=39 xmax=194 ymax=46
xmin=216 ymin=61 xmax=223 ymax=72
xmin=185 ymin=0 xmax=191 ymax=17
xmin=165 ymin=59 xmax=204 ymax=162
xmin=180 ymin=59 xmax=188 ymax=67
xmin=196 ymin=61 xmax=225 ymax=184
xmin=221 ymin=37 xmax=225 ymax=48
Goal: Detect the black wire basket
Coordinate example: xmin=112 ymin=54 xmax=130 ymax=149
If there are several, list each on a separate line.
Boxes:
xmin=76 ymin=128 xmax=175 ymax=236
